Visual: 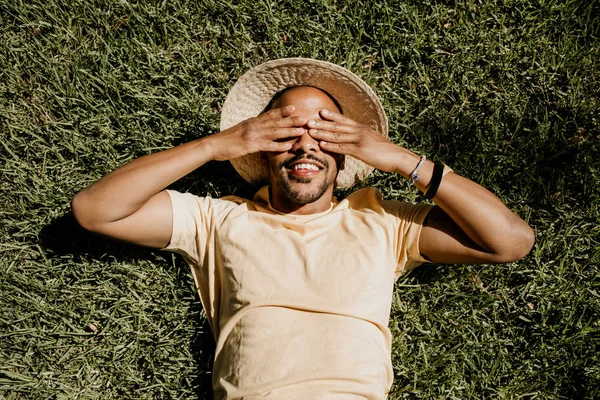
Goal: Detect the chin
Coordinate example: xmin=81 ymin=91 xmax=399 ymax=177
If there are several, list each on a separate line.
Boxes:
xmin=279 ymin=177 xmax=332 ymax=205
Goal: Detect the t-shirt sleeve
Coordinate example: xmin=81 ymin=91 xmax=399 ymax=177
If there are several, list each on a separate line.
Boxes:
xmin=162 ymin=190 xmax=212 ymax=264
xmin=381 ymin=199 xmax=434 ymax=280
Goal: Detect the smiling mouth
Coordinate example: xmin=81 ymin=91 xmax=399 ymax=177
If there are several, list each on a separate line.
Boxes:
xmin=286 ymin=164 xmax=323 ymax=178
xmin=289 ymin=163 xmax=322 ymax=171
xmin=283 ymin=158 xmax=326 ymax=179
xmin=281 ymin=154 xmax=327 ymax=175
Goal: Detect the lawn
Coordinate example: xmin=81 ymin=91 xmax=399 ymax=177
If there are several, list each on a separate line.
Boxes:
xmin=1 ymin=0 xmax=599 ymax=398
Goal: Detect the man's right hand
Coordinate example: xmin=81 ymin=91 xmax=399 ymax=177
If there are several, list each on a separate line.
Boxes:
xmin=71 ymin=105 xmax=308 ymax=249
xmin=207 ymin=105 xmax=308 ymax=161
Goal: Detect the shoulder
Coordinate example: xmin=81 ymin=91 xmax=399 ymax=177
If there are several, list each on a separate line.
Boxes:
xmin=341 ymin=187 xmax=395 ymax=219
xmin=344 ymin=187 xmax=385 ymax=209
xmin=343 ymin=187 xmax=433 ymax=220
xmin=166 ymin=190 xmax=249 ymax=218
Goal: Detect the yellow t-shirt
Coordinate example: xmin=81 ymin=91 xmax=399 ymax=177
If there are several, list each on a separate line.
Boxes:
xmin=165 ymin=186 xmax=433 ymax=400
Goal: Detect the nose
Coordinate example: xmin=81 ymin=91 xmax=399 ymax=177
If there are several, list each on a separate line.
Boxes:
xmin=290 ymin=131 xmax=319 ymax=154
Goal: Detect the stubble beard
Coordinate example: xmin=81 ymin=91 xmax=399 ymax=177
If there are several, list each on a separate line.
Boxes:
xmin=272 ymin=155 xmax=337 ymax=205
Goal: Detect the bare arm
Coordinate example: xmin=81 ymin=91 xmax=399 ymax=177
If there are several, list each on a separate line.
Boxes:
xmin=392 ymin=155 xmax=535 ymax=264
xmin=71 ymin=139 xmax=213 ymax=248
xmin=307 ymin=109 xmax=535 ymax=264
xmin=71 ymin=106 xmax=307 ymax=248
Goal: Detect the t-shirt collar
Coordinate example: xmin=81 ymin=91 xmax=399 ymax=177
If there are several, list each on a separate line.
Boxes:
xmin=253 ymin=186 xmax=337 ymax=217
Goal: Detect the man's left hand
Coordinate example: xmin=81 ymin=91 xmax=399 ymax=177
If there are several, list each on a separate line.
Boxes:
xmin=307 ymin=109 xmax=405 ymax=172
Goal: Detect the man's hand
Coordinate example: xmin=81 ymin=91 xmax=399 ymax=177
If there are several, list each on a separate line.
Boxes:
xmin=72 ymin=105 xmax=308 ymax=249
xmin=307 ymin=109 xmax=404 ymax=172
xmin=208 ymin=105 xmax=308 ymax=161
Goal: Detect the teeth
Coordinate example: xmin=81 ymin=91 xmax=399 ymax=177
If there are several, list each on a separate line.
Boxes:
xmin=291 ymin=163 xmax=320 ymax=171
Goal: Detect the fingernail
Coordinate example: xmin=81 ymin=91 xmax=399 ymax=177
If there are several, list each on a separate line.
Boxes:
xmin=321 ymin=141 xmax=327 ymax=145
xmin=308 ymin=119 xmax=316 ymax=125
xmin=322 ymin=109 xmax=329 ymax=115
xmin=286 ymin=105 xmax=294 ymax=110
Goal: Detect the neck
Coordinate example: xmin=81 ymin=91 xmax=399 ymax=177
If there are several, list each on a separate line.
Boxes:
xmin=269 ymin=187 xmax=334 ymax=215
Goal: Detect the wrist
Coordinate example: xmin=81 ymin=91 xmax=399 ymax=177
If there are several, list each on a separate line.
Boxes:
xmin=391 ymin=150 xmax=435 ymax=191
xmin=401 ymin=154 xmax=454 ymax=197
xmin=391 ymin=148 xmax=421 ymax=178
xmin=201 ymin=135 xmax=216 ymax=161
xmin=202 ymin=133 xmax=229 ymax=161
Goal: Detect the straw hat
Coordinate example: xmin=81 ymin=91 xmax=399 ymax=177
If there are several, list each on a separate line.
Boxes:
xmin=220 ymin=58 xmax=388 ymax=189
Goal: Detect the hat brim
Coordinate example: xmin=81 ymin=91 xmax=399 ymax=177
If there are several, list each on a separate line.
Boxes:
xmin=220 ymin=58 xmax=388 ymax=189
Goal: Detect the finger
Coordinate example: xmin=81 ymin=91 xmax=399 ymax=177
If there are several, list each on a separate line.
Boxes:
xmin=318 ymin=140 xmax=353 ymax=155
xmin=262 ymin=140 xmax=294 ymax=152
xmin=257 ymin=105 xmax=295 ymax=121
xmin=263 ymin=115 xmax=307 ymax=128
xmin=269 ymin=127 xmax=306 ymax=140
xmin=308 ymin=129 xmax=357 ymax=143
xmin=307 ymin=126 xmax=357 ymax=143
xmin=320 ymin=109 xmax=358 ymax=125
xmin=306 ymin=119 xmax=357 ymax=134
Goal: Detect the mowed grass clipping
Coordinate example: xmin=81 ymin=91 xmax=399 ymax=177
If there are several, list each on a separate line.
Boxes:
xmin=1 ymin=0 xmax=599 ymax=398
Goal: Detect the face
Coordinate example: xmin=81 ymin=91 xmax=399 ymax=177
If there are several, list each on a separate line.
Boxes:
xmin=264 ymin=86 xmax=343 ymax=206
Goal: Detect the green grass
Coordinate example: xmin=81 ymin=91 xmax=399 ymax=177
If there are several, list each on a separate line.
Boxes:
xmin=1 ymin=0 xmax=599 ymax=398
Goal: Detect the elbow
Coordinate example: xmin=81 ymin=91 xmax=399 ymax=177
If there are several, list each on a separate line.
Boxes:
xmin=71 ymin=191 xmax=100 ymax=233
xmin=497 ymin=224 xmax=536 ymax=263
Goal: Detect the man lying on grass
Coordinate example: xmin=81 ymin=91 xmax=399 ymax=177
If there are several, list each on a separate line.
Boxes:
xmin=71 ymin=58 xmax=534 ymax=400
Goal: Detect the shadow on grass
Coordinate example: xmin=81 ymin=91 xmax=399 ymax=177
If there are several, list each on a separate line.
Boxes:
xmin=37 ymin=161 xmax=259 ymax=398
xmin=187 ymin=291 xmax=216 ymax=399
xmin=40 ymin=212 xmax=157 ymax=262
xmin=38 ymin=160 xmax=257 ymax=264
xmin=403 ymin=262 xmax=451 ymax=285
xmin=169 ymin=156 xmax=258 ymax=200
xmin=39 ymin=214 xmax=216 ymax=397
